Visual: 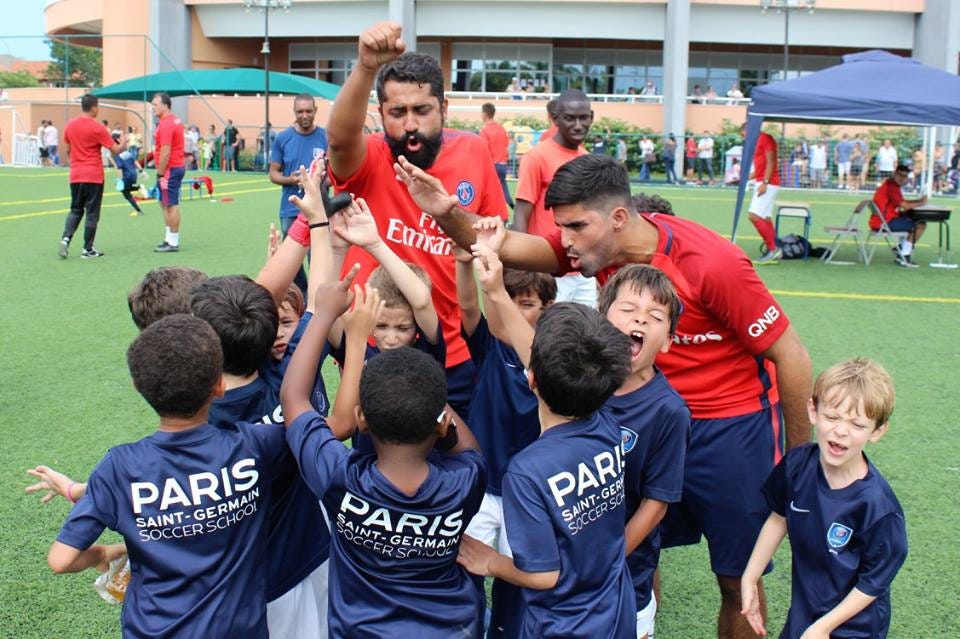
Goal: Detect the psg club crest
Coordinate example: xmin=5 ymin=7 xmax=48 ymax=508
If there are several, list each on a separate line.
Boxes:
xmin=456 ymin=180 xmax=476 ymax=206
xmin=620 ymin=428 xmax=638 ymax=454
xmin=826 ymin=522 xmax=854 ymax=549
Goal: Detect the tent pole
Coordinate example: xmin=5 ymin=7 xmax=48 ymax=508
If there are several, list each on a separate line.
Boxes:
xmin=926 ymin=127 xmax=935 ymax=198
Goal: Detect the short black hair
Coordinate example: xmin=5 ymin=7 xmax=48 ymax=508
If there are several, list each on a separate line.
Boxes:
xmin=80 ymin=94 xmax=98 ymax=112
xmin=359 ymin=348 xmax=447 ymax=445
xmin=529 ymin=303 xmax=631 ymax=418
xmin=481 ymin=102 xmax=496 ymax=118
xmin=503 ymin=268 xmax=557 ymax=306
xmin=376 ymin=53 xmax=444 ymax=106
xmin=632 ymin=192 xmax=674 ymax=216
xmin=128 ymin=267 xmax=209 ymax=330
xmin=546 ymin=98 xmax=558 ymax=118
xmin=895 ymin=164 xmax=910 ymax=173
xmin=597 ymin=264 xmax=682 ymax=335
xmin=127 ymin=314 xmax=222 ymax=419
xmin=556 ymin=89 xmax=590 ymax=110
xmin=294 ymin=92 xmax=315 ymax=105
xmin=153 ymin=92 xmax=172 ymax=108
xmin=545 ymin=154 xmax=634 ymax=214
xmin=190 ymin=276 xmax=278 ymax=376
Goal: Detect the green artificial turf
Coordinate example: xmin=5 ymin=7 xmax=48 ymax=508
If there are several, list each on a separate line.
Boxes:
xmin=0 ymin=167 xmax=957 ymax=637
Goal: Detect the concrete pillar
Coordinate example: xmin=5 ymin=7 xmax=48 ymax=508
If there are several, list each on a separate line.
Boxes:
xmin=662 ymin=0 xmax=691 ymax=181
xmin=150 ymin=0 xmax=192 ymax=121
xmin=389 ymin=0 xmax=417 ymax=52
xmin=913 ymin=0 xmax=960 ymax=153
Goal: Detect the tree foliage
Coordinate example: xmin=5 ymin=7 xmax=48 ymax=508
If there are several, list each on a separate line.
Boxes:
xmin=0 ymin=70 xmax=40 ymax=88
xmin=46 ymin=39 xmax=102 ymax=87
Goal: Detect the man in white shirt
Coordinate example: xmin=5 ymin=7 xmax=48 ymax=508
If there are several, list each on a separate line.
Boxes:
xmin=876 ymin=139 xmax=898 ymax=185
xmin=697 ymin=132 xmax=715 ymax=184
xmin=44 ymin=121 xmax=60 ymax=165
xmin=809 ymin=140 xmax=828 ymax=189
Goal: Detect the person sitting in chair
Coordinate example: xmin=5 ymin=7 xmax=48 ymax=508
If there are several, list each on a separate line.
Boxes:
xmin=871 ymin=164 xmax=927 ymax=268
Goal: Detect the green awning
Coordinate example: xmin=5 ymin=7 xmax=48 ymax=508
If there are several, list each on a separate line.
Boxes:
xmin=91 ymin=68 xmax=339 ymax=100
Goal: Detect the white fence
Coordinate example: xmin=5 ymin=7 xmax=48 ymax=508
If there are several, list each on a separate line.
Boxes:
xmin=14 ymin=133 xmax=41 ymax=167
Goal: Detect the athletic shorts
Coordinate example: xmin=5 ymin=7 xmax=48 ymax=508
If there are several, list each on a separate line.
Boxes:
xmin=159 ymin=166 xmax=186 ymax=207
xmin=748 ymin=181 xmax=779 ymax=219
xmin=39 ymin=147 xmax=49 ymax=159
xmin=661 ymin=404 xmax=783 ymax=577
xmin=636 ymin=594 xmax=657 ymax=638
xmin=887 ymin=216 xmax=917 ymax=233
xmin=837 ymin=161 xmax=851 ymax=177
xmin=266 ymin=560 xmax=329 ymax=639
xmin=446 ymin=359 xmax=477 ymax=424
xmin=465 ymin=492 xmax=513 ymax=556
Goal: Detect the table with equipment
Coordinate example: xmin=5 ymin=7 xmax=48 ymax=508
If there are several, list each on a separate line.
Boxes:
xmin=907 ymin=206 xmax=956 ymax=269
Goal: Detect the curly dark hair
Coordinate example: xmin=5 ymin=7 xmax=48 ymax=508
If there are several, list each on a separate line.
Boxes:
xmin=376 ymin=52 xmax=444 ymax=105
xmin=632 ymin=192 xmax=674 ymax=216
xmin=359 ymin=348 xmax=447 ymax=445
xmin=190 ymin=276 xmax=278 ymax=376
xmin=127 ymin=314 xmax=222 ymax=418
xmin=529 ymin=303 xmax=631 ymax=419
xmin=128 ymin=267 xmax=209 ymax=330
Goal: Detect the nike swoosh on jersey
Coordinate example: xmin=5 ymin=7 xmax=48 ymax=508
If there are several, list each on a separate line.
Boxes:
xmin=789 ymin=500 xmax=811 ymax=513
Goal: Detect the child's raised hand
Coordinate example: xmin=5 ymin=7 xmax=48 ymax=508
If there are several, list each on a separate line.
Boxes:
xmin=315 ymin=263 xmax=361 ymax=319
xmin=456 ymin=534 xmax=498 ymax=577
xmin=472 ymin=244 xmax=505 ymax=295
xmin=288 ymin=164 xmax=328 ymax=224
xmin=25 ymin=465 xmax=79 ymax=504
xmin=332 ymin=197 xmax=382 ymax=251
xmin=472 ymin=216 xmax=506 ymax=254
xmin=266 ymin=222 xmax=281 ymax=259
xmin=343 ymin=284 xmax=385 ymax=339
xmin=740 ymin=581 xmax=768 ymax=637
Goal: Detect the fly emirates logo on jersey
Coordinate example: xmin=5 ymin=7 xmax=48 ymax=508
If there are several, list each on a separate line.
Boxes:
xmin=131 ymin=459 xmax=262 ymax=543
xmin=335 ymin=491 xmax=465 ymax=560
xmin=546 ymin=444 xmax=626 ymax=535
xmin=384 ymin=212 xmax=453 ymax=257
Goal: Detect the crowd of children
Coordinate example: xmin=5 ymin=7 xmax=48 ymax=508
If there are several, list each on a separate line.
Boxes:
xmin=26 ymin=155 xmax=909 ymax=639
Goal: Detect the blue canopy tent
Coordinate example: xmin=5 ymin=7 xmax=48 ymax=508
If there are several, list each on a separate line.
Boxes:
xmin=732 ymin=50 xmax=960 ymax=240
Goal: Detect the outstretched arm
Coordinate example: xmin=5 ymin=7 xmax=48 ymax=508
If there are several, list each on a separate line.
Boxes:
xmin=762 ymin=325 xmax=813 ymax=450
xmin=48 ymin=541 xmax=125 ymax=575
xmin=393 ymin=156 xmax=560 ymax=273
xmin=25 ymin=466 xmax=85 ymax=504
xmin=454 ymin=247 xmax=481 ymax=337
xmin=473 ymin=242 xmax=534 ymax=367
xmin=458 ymin=535 xmax=559 ymax=590
xmin=327 ymin=22 xmax=405 ymax=180
xmin=740 ymin=512 xmax=788 ymax=637
xmin=799 ymin=589 xmax=877 ymax=639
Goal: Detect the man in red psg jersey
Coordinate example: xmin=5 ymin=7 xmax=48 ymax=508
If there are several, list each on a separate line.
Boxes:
xmin=394 ymin=152 xmax=813 ymax=639
xmin=318 ymin=21 xmax=507 ymax=421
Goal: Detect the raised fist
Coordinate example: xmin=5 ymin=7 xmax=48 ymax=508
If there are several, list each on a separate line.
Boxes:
xmin=358 ymin=22 xmax=406 ymax=72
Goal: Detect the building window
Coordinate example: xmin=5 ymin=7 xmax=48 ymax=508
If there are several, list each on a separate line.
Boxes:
xmin=451 ymin=43 xmax=550 ymax=92
xmin=289 ymin=42 xmax=440 ymax=85
xmin=554 ymin=48 xmax=663 ymax=95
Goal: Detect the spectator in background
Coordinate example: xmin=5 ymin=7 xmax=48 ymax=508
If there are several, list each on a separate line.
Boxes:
xmin=204 ymin=124 xmax=220 ymax=170
xmin=223 ymin=119 xmax=239 ymax=171
xmin=111 ymin=122 xmax=123 ymax=138
xmin=911 ymin=146 xmax=925 ymax=193
xmin=834 ymin=133 xmax=854 ymax=189
xmin=692 ymin=84 xmax=705 ymax=104
xmin=44 ymin=120 xmax=60 ymax=166
xmin=685 ymin=134 xmax=697 ymax=181
xmin=127 ymin=126 xmax=142 ymax=161
xmin=809 ymin=139 xmax=828 ymax=189
xmin=638 ymin=134 xmax=655 ymax=181
xmin=663 ymin=133 xmax=678 ymax=184
xmin=876 ymin=139 xmax=898 ymax=184
xmin=852 ymin=136 xmax=869 ymax=190
xmin=696 ymin=131 xmax=715 ymax=184
xmin=0 ymin=124 xmax=5 ymax=164
xmin=933 ymin=142 xmax=946 ymax=195
xmin=724 ymin=157 xmax=741 ymax=185
xmin=705 ymin=85 xmax=718 ymax=100
xmin=615 ymin=136 xmax=628 ymax=167
xmin=640 ymin=80 xmax=658 ymax=96
xmin=184 ymin=124 xmax=199 ymax=171
xmin=480 ymin=102 xmax=515 ymax=209
xmin=790 ymin=143 xmax=808 ymax=188
xmin=37 ymin=120 xmax=50 ymax=167
xmin=592 ymin=134 xmax=607 ymax=155
xmin=726 ymin=83 xmax=744 ymax=104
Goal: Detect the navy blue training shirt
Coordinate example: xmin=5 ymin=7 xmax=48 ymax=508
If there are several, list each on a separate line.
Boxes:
xmin=259 ymin=311 xmax=331 ymax=415
xmin=270 ymin=126 xmax=328 ymax=218
xmin=605 ymin=370 xmax=689 ymax=611
xmin=502 ymin=410 xmax=636 ymax=638
xmin=763 ymin=443 xmax=908 ymax=638
xmin=57 ymin=423 xmax=286 ymax=639
xmin=287 ymin=410 xmax=487 ymax=638
xmin=463 ymin=316 xmax=540 ymax=496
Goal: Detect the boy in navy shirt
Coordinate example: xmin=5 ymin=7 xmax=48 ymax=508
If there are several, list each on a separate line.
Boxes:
xmin=112 ymin=134 xmax=143 ymax=216
xmin=281 ymin=270 xmax=488 ymax=638
xmin=458 ymin=242 xmax=636 ymax=639
xmin=48 ymin=314 xmax=287 ymax=639
xmin=741 ymin=358 xmax=908 ymax=638
xmin=454 ymin=244 xmax=556 ymax=636
xmin=598 ymin=264 xmax=690 ymax=639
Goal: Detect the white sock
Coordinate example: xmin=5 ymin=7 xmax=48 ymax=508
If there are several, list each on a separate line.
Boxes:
xmin=900 ymin=240 xmax=913 ymax=257
xmin=164 ymin=226 xmax=172 ymax=244
xmin=169 ymin=232 xmax=180 ymax=247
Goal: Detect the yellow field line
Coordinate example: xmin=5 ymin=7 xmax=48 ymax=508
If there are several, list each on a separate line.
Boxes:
xmin=0 ymin=177 xmax=270 ymax=207
xmin=771 ymin=289 xmax=960 ymax=304
xmin=0 ymin=184 xmax=279 ymax=221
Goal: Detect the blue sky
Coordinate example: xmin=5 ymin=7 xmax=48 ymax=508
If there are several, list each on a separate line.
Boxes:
xmin=1 ymin=0 xmax=52 ymax=60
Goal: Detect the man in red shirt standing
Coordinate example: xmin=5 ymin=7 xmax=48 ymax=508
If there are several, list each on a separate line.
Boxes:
xmin=322 ymin=21 xmax=507 ymax=420
xmin=58 ymin=94 xmax=123 ymax=259
xmin=151 ymin=92 xmax=186 ymax=253
xmin=479 ymin=102 xmax=514 ymax=209
xmin=395 ymin=152 xmax=813 ymax=639
xmin=871 ymin=163 xmax=927 ymax=267
xmin=742 ymin=122 xmax=782 ymax=264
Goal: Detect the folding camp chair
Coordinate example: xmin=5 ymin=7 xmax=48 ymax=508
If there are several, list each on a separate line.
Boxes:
xmin=822 ymin=199 xmax=869 ymax=265
xmin=864 ymin=200 xmax=909 ymax=265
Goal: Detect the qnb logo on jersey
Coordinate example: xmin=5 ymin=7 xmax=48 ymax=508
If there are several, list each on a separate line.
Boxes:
xmin=548 ymin=445 xmax=626 ymax=535
xmin=456 ymin=180 xmax=476 ymax=206
xmin=672 ymin=331 xmax=723 ymax=346
xmin=747 ymin=305 xmax=781 ymax=338
xmin=826 ymin=522 xmax=854 ymax=549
